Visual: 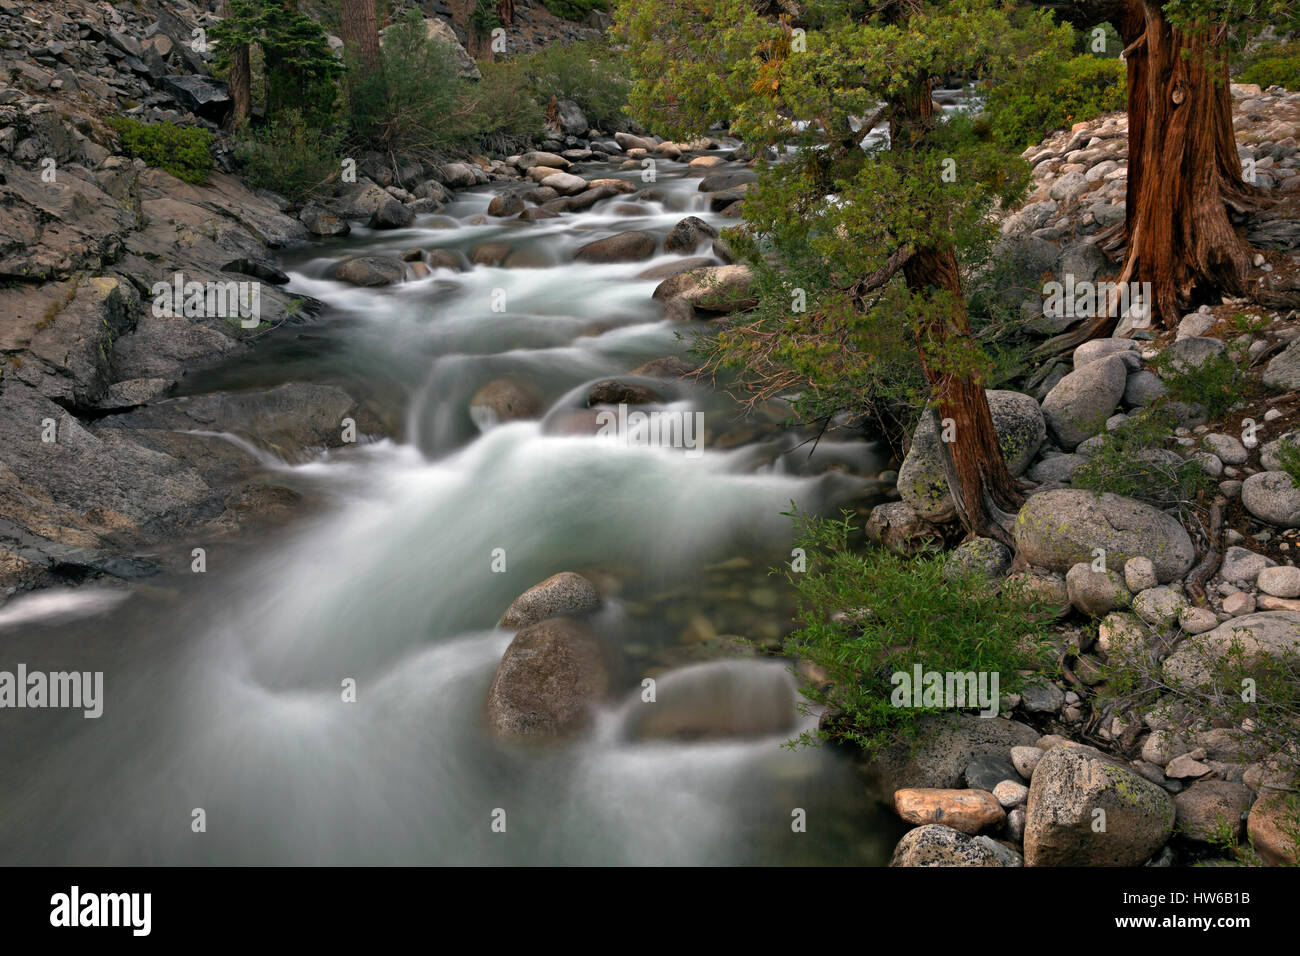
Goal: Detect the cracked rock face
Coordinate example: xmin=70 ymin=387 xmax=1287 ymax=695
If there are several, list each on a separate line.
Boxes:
xmin=1013 ymin=489 xmax=1194 ymax=583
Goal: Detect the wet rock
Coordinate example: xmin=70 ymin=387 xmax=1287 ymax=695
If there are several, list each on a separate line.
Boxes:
xmin=664 ymin=215 xmax=719 ymax=254
xmin=470 ymin=241 xmax=511 ymax=266
xmin=621 ymin=660 xmax=796 ymax=742
xmin=574 ymin=230 xmax=657 ymax=263
xmin=587 ymin=380 xmax=664 ymax=406
xmin=469 ymin=379 xmax=541 ymax=425
xmin=1013 ymin=489 xmax=1195 ymax=582
xmin=894 ymin=788 xmax=1005 ymax=834
xmin=300 ymin=203 xmax=350 ymax=237
xmin=333 ymin=256 xmax=405 ymax=286
xmin=500 ymin=571 xmax=601 ymax=629
xmin=541 ymin=172 xmax=588 ymax=196
xmin=635 ymin=256 xmax=715 ymax=282
xmin=487 ymin=193 xmax=525 ymax=217
xmin=1024 ymin=746 xmax=1175 ymax=866
xmin=369 ymin=197 xmax=413 ymax=229
xmin=486 ymin=618 xmax=610 ymax=739
xmin=651 ymin=264 xmax=756 ymax=313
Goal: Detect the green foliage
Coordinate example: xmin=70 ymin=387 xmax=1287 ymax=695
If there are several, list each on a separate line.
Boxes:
xmin=347 ymin=10 xmax=463 ymax=151
xmin=615 ymin=0 xmax=1062 ymax=464
xmin=1071 ymin=406 xmax=1211 ymax=508
xmin=233 ymin=109 xmax=342 ymax=203
xmin=984 ymin=51 xmax=1127 ymax=151
xmin=469 ymin=0 xmax=501 ymax=42
xmin=522 ymin=39 xmax=631 ymax=131
xmin=454 ymin=58 xmax=548 ymax=154
xmin=542 ymin=0 xmax=608 ymax=22
xmin=1153 ymin=348 xmax=1248 ymax=418
xmin=1098 ymin=614 xmax=1300 ymax=793
xmin=106 ymin=118 xmax=212 ymax=184
xmin=210 ymin=0 xmax=343 ymax=125
xmin=1277 ymin=438 xmax=1300 ymax=490
xmin=1238 ymin=40 xmax=1300 ymax=91
xmin=778 ymin=508 xmax=1053 ymax=753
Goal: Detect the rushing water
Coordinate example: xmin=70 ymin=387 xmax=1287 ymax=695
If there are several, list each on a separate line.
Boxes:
xmin=0 ymin=154 xmax=905 ymax=865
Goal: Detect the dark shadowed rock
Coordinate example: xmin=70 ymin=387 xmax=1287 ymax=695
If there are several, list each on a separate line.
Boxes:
xmin=333 ymin=256 xmax=405 ymax=286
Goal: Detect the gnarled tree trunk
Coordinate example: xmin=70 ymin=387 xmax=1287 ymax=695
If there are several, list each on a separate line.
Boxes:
xmin=894 ymin=83 xmax=1024 ymax=542
xmin=1116 ymin=0 xmax=1257 ymax=327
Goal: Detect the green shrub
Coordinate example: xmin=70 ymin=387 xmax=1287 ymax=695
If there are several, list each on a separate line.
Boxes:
xmin=1238 ymin=40 xmax=1300 ymax=91
xmin=210 ymin=0 xmax=343 ymax=125
xmin=1153 ymin=348 xmax=1249 ymax=418
xmin=347 ymin=9 xmax=463 ymax=151
xmin=778 ymin=508 xmax=1054 ymax=754
xmin=233 ymin=109 xmax=342 ymax=202
xmin=1277 ymin=438 xmax=1300 ymax=489
xmin=453 ymin=58 xmax=548 ymax=153
xmin=1071 ymin=406 xmax=1211 ymax=508
xmin=520 ymin=39 xmax=631 ymax=131
xmin=107 ymin=118 xmax=213 ymax=184
xmin=985 ymin=53 xmax=1127 ymax=150
xmin=542 ymin=0 xmax=608 ymax=22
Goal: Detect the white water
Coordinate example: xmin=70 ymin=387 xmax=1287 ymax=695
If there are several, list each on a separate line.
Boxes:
xmin=0 ymin=158 xmax=898 ymax=864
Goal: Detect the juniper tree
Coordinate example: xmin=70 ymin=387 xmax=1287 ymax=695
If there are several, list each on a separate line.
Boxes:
xmin=1038 ymin=0 xmax=1300 ymax=346
xmin=615 ymin=0 xmax=1066 ymax=541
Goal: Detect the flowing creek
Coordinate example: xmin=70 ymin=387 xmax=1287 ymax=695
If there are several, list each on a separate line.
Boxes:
xmin=0 ymin=154 xmax=906 ymax=864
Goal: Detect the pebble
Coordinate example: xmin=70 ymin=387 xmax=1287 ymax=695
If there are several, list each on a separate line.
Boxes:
xmin=993 ymin=780 xmax=1029 ymax=808
xmin=1010 ymin=745 xmax=1044 ymax=780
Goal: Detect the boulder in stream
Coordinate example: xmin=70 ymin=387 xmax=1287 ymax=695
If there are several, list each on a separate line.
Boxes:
xmin=486 ymin=617 xmax=610 ymax=739
xmin=500 ymin=572 xmax=602 ymax=629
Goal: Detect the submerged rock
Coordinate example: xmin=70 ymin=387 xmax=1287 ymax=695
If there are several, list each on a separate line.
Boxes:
xmin=620 ymin=660 xmax=796 ymax=742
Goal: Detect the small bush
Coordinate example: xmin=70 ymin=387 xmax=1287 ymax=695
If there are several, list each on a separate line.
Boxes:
xmin=778 ymin=508 xmax=1054 ymax=754
xmin=1277 ymin=439 xmax=1300 ymax=489
xmin=454 ymin=58 xmax=548 ymax=154
xmin=1153 ymin=348 xmax=1249 ymax=419
xmin=542 ymin=0 xmax=608 ymax=22
xmin=1071 ymin=406 xmax=1211 ymax=508
xmin=347 ymin=9 xmax=463 ymax=151
xmin=107 ymin=118 xmax=213 ymax=184
xmin=1238 ymin=40 xmax=1300 ymax=91
xmin=233 ymin=109 xmax=342 ymax=202
xmin=521 ymin=39 xmax=631 ymax=131
xmin=985 ymin=54 xmax=1127 ymax=150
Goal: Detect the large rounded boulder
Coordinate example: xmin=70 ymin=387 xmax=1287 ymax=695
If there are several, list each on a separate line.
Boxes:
xmin=1013 ymin=489 xmax=1195 ymax=583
